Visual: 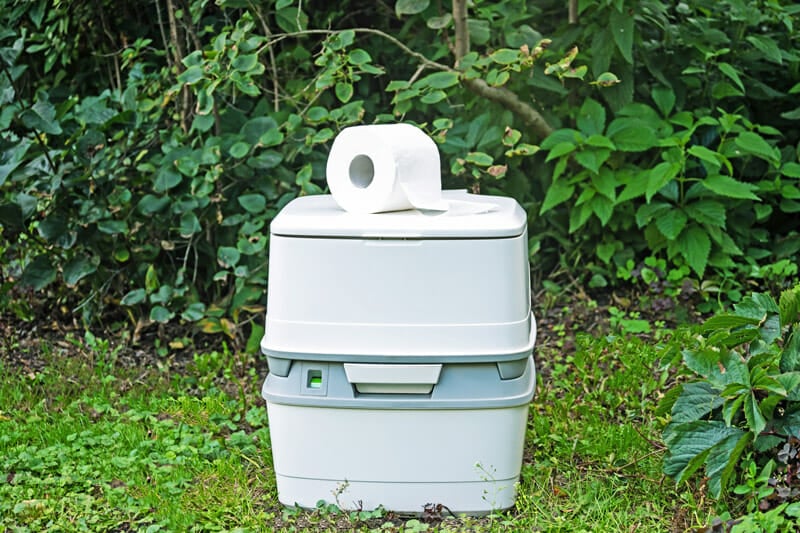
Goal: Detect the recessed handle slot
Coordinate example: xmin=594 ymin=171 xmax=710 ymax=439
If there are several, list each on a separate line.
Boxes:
xmin=343 ymin=363 xmax=442 ymax=394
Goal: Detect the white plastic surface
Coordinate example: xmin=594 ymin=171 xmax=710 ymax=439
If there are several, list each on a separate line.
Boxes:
xmin=269 ymin=191 xmax=525 ymax=238
xmin=263 ymin=232 xmax=531 ymax=357
xmin=266 ymin=402 xmax=529 ymax=513
xmin=344 ymin=363 xmax=442 ymax=394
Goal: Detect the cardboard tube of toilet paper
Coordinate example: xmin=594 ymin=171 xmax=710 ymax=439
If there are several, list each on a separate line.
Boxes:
xmin=326 ymin=123 xmax=450 ymax=214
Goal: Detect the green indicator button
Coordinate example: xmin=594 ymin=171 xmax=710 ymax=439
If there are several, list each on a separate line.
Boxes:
xmin=308 ymin=375 xmax=322 ymax=389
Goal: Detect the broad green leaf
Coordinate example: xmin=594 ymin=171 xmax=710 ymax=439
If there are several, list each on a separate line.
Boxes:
xmin=420 ymin=71 xmax=460 ymax=89
xmin=717 ymin=62 xmax=745 ymax=93
xmin=545 ymin=142 xmax=576 ymax=162
xmin=490 ymin=49 xmax=519 ymax=65
xmin=386 ymin=80 xmax=410 ymax=91
xmin=181 ymin=302 xmax=206 ymax=322
xmin=465 ymin=151 xmax=493 ymax=167
xmin=540 ymin=179 xmax=575 ymax=214
xmin=395 ymin=0 xmax=429 ymax=16
xmin=275 ymin=5 xmax=308 ymax=32
xmin=121 ymin=288 xmax=146 ymax=306
xmin=779 ymin=288 xmax=800 ymax=328
xmin=229 ymin=141 xmax=251 ymax=159
xmin=63 ymin=256 xmax=97 ymax=286
xmin=608 ymin=8 xmax=634 ymax=64
xmin=347 ymin=48 xmax=371 ymax=65
xmin=688 ymin=145 xmax=723 ymax=172
xmin=179 ymin=211 xmax=200 ymax=237
xmin=217 ymin=246 xmax=240 ymax=268
xmin=467 ymin=19 xmax=490 ymax=45
xmin=154 ymin=167 xmax=182 ymax=192
xmin=21 ymin=97 xmax=62 ymax=135
xmin=20 ymin=255 xmax=56 ymax=290
xmin=38 ymin=213 xmax=67 ymax=241
xmin=568 ymin=203 xmax=593 ymax=233
xmin=684 ymin=200 xmax=726 ymax=228
xmin=706 ymin=431 xmax=752 ymax=498
xmin=701 ymin=174 xmax=759 ymax=200
xmin=655 ymin=208 xmax=687 ymax=240
xmin=335 ymin=82 xmax=353 ymax=103
xmin=177 ymin=65 xmax=204 ymax=84
xmin=702 ymin=314 xmax=761 ymax=332
xmin=663 ymin=420 xmax=743 ymax=485
xmin=238 ymin=193 xmax=266 ymax=214
xmin=589 ymin=195 xmax=614 ymax=226
xmin=138 ymin=194 xmax=169 ymax=214
xmin=646 ymin=162 xmax=680 ymax=202
xmin=670 ymin=382 xmax=724 ymax=424
xmin=97 ymin=220 xmax=128 ymax=235
xmin=780 ymin=327 xmax=800 ymax=373
xmin=743 ymin=393 xmax=766 ymax=437
xmin=577 ymin=98 xmax=605 ymax=136
xmin=574 ymin=149 xmax=610 ymax=174
xmin=677 ymin=225 xmax=711 ymax=277
xmin=635 ymin=201 xmax=671 ymax=227
xmin=651 ymin=86 xmax=675 ymax=117
xmin=607 ymin=118 xmax=657 ymax=152
xmin=420 ymin=90 xmax=447 ymax=104
xmin=746 ymin=35 xmax=782 ymax=65
xmin=426 ymin=13 xmax=452 ymax=29
xmin=777 ymin=370 xmax=800 ymax=399
xmin=241 ymin=117 xmax=279 ymax=144
xmin=591 ymin=168 xmax=616 ymax=200
xmin=150 ymin=305 xmax=173 ymax=324
xmin=734 ymin=131 xmax=779 ymax=167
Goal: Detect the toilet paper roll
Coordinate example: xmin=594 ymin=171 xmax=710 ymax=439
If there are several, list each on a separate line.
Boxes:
xmin=326 ymin=123 xmax=450 ymax=214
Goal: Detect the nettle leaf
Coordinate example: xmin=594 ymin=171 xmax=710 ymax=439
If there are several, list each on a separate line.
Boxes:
xmin=574 ymin=149 xmax=610 ymax=174
xmin=734 ymin=131 xmax=780 ymax=167
xmin=608 ymin=8 xmax=634 ymax=64
xmin=663 ymin=420 xmax=744 ymax=493
xmin=676 ymin=225 xmax=711 ymax=277
xmin=540 ymin=179 xmax=575 ymax=214
xmin=652 ymin=86 xmax=675 ymax=117
xmin=395 ymin=0 xmax=429 ymax=16
xmin=646 ymin=162 xmax=681 ymax=202
xmin=577 ymin=98 xmax=606 ymax=136
xmin=706 ymin=431 xmax=752 ymax=498
xmin=655 ymin=208 xmax=687 ymax=240
xmin=717 ymin=62 xmax=745 ymax=94
xmin=780 ymin=288 xmax=800 ymax=328
xmin=607 ymin=118 xmax=657 ymax=152
xmin=670 ymin=382 xmax=725 ymax=424
xmin=701 ymin=174 xmax=759 ymax=201
xmin=684 ymin=200 xmax=727 ymax=228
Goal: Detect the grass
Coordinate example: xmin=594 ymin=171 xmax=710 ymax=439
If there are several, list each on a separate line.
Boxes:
xmin=0 ymin=320 xmax=724 ymax=531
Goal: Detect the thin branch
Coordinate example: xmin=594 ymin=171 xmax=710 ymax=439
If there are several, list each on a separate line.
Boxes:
xmin=569 ymin=0 xmax=579 ymax=24
xmin=252 ymin=3 xmax=281 ymax=113
xmin=452 ymin=0 xmax=469 ymax=64
xmin=463 ymin=78 xmax=554 ymax=139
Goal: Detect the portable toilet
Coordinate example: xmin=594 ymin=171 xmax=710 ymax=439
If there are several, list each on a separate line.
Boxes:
xmin=261 ymin=190 xmax=536 ymax=514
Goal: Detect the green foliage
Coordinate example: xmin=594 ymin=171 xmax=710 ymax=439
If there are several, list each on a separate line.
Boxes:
xmin=1 ymin=0 xmax=799 ymax=333
xmin=661 ymin=283 xmax=800 ymax=498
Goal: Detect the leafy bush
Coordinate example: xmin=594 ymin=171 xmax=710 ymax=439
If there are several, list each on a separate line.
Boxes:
xmin=661 ymin=283 xmax=800 ymax=499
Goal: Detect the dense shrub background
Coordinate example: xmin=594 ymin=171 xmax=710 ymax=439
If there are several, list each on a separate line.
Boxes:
xmin=1 ymin=0 xmax=798 ymax=331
